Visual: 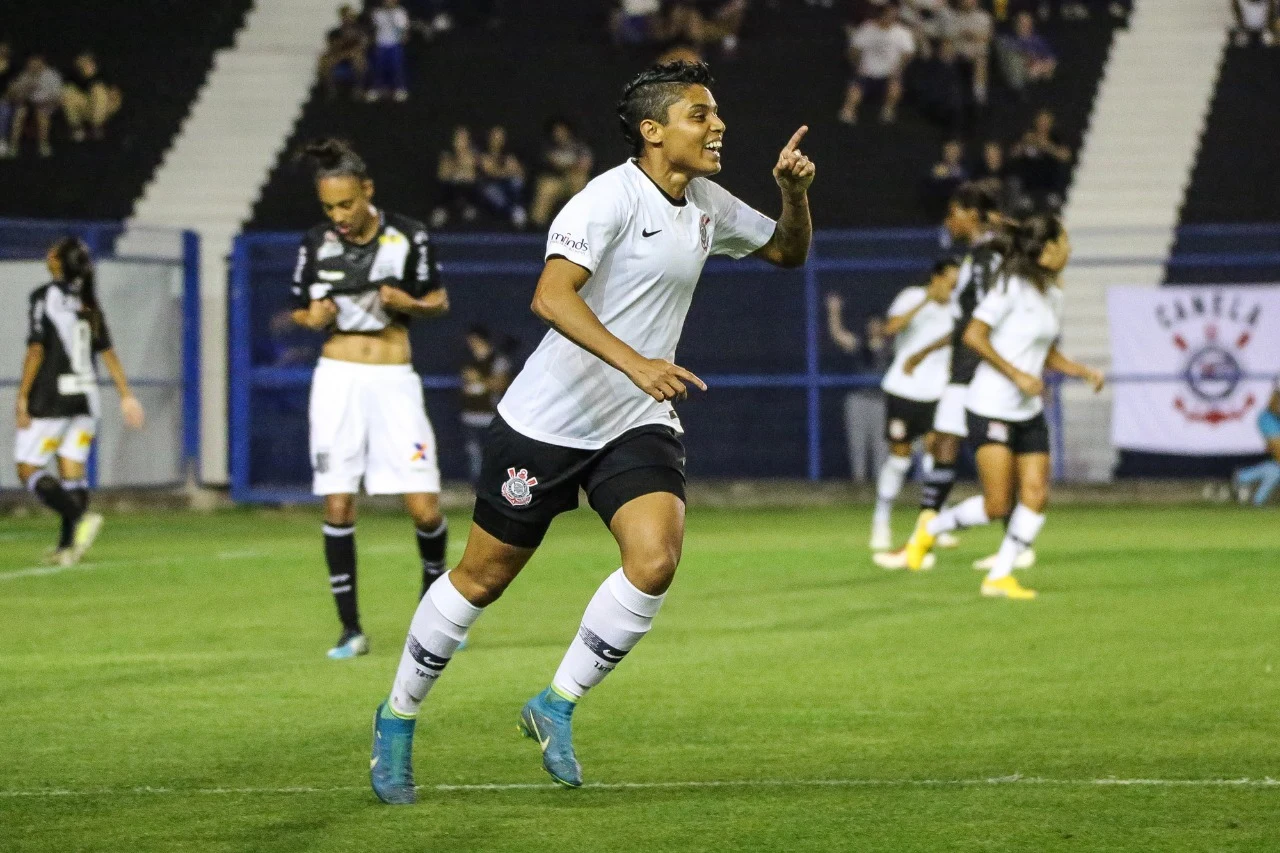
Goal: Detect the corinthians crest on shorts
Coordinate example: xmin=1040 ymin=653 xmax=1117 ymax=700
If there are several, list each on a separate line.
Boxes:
xmin=501 ymin=467 xmax=539 ymax=507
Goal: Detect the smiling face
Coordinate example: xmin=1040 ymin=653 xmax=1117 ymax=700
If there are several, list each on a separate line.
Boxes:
xmin=640 ymin=84 xmax=725 ymax=177
xmin=317 ymin=175 xmax=376 ymax=240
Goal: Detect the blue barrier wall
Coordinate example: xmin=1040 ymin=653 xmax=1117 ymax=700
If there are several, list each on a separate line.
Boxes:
xmin=229 ymin=225 xmax=1280 ymax=502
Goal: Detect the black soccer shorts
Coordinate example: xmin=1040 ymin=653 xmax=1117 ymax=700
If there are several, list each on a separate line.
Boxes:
xmin=883 ymin=393 xmax=938 ymax=444
xmin=472 ymin=416 xmax=687 ymax=549
xmin=965 ymin=410 xmax=1051 ymax=455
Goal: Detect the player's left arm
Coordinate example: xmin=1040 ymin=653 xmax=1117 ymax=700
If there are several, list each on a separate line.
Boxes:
xmin=98 ymin=349 xmax=145 ymax=429
xmin=752 ymin=126 xmax=815 ymax=269
xmin=380 ymin=228 xmax=449 ymax=317
xmin=1045 ymin=345 xmax=1105 ymax=393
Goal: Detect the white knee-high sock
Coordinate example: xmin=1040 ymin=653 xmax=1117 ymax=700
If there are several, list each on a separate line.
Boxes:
xmin=551 ymin=568 xmax=665 ymax=701
xmin=927 ymin=494 xmax=990 ymax=536
xmin=986 ymin=504 xmax=1045 ymax=582
xmin=873 ymin=455 xmax=913 ymax=526
xmin=389 ymin=571 xmax=483 ymax=718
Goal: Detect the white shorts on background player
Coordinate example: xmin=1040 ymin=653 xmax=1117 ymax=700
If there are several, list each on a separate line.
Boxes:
xmin=498 ymin=160 xmax=776 ymax=450
xmin=880 ymin=285 xmax=952 ymax=403
xmin=965 ymin=276 xmax=1063 ymax=422
xmin=933 ymin=383 xmax=970 ymax=437
xmin=309 ymin=358 xmax=440 ymax=495
xmin=14 ymin=415 xmax=97 ymax=467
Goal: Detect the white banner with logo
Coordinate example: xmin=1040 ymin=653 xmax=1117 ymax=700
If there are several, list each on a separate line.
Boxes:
xmin=1108 ymin=285 xmax=1280 ymax=455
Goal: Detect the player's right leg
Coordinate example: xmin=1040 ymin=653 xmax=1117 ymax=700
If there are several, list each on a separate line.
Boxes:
xmin=903 ymin=384 xmax=967 ymax=569
xmin=309 ymin=359 xmax=369 ymax=659
xmin=372 ymin=524 xmax=535 ymax=805
xmin=872 ymin=442 xmax=912 ymax=551
xmin=15 ymin=418 xmax=83 ymax=563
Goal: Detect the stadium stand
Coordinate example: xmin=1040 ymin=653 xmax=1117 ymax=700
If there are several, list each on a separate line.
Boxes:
xmin=250 ymin=2 xmax=1122 ymax=230
xmin=1180 ymin=41 xmax=1280 ymax=227
xmin=0 ymin=0 xmax=253 ymax=220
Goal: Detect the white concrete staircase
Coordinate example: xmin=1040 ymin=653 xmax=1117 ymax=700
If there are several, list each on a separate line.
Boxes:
xmin=1060 ymin=0 xmax=1231 ymax=480
xmin=120 ymin=0 xmax=344 ymax=483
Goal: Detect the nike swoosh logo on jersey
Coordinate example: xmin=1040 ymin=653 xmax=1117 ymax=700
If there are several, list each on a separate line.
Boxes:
xmin=642 ymin=228 xmax=662 ymax=238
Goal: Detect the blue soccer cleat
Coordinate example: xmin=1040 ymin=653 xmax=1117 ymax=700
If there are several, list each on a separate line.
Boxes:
xmin=370 ymin=701 xmax=417 ymax=805
xmin=327 ymin=629 xmax=369 ymax=660
xmin=518 ymin=687 xmax=582 ymax=788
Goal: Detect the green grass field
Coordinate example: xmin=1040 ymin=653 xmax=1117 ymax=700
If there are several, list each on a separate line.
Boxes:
xmin=1 ymin=503 xmax=1278 ymax=852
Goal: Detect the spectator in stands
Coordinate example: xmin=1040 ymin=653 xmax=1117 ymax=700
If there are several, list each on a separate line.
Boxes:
xmin=1060 ymin=0 xmax=1132 ymax=23
xmin=368 ymin=0 xmax=411 ymax=102
xmin=839 ymin=3 xmax=916 ymax=125
xmin=1009 ymin=108 xmax=1071 ymax=212
xmin=996 ymin=11 xmax=1056 ymax=94
xmin=60 ymin=53 xmax=122 ymax=143
xmin=319 ymin=5 xmax=369 ymax=100
xmin=431 ymin=124 xmax=480 ymax=228
xmin=664 ymin=0 xmax=750 ymax=58
xmin=913 ymin=37 xmax=966 ymax=131
xmin=530 ymin=117 xmax=593 ymax=227
xmin=1233 ymin=0 xmax=1277 ymax=46
xmin=477 ymin=124 xmax=527 ymax=229
xmin=923 ymin=139 xmax=968 ymax=216
xmin=971 ymin=138 xmax=1011 ymax=209
xmin=6 ymin=55 xmax=62 ymax=158
xmin=941 ymin=0 xmax=993 ymax=105
xmin=458 ymin=325 xmax=512 ymax=485
xmin=899 ymin=0 xmax=947 ymax=56
xmin=828 ymin=292 xmax=893 ymax=482
xmin=1232 ymin=383 xmax=1280 ymax=507
xmin=0 ymin=42 xmax=14 ymax=157
xmin=611 ymin=0 xmax=663 ymax=46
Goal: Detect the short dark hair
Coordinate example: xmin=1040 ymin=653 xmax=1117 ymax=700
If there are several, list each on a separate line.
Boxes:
xmin=467 ymin=324 xmax=491 ymax=341
xmin=298 ymin=137 xmax=369 ymax=181
xmin=932 ymin=257 xmax=960 ymax=277
xmin=949 ymin=182 xmax=997 ymax=217
xmin=616 ymin=60 xmax=715 ymax=155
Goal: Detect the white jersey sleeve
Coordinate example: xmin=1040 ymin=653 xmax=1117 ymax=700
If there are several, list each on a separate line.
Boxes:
xmin=699 ymin=179 xmax=776 ymax=259
xmin=545 ymin=178 xmax=631 ymax=273
xmin=887 ymin=286 xmax=927 ymax=319
xmin=972 ymin=279 xmax=1015 ymax=329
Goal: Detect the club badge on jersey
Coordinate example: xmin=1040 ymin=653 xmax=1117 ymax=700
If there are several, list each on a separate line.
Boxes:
xmin=501 ymin=468 xmax=538 ymax=507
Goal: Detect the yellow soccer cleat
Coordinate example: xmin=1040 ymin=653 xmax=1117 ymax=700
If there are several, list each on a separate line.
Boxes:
xmin=904 ymin=510 xmax=937 ymax=571
xmin=980 ymin=575 xmax=1037 ymax=600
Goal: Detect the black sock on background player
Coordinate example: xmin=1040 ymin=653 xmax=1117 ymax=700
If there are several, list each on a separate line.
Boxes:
xmin=323 ymin=523 xmax=361 ymax=634
xmin=920 ymin=463 xmax=956 ymax=512
xmin=59 ymin=479 xmax=90 ymax=549
xmin=416 ymin=518 xmax=448 ymax=598
xmin=27 ymin=473 xmax=83 ymax=548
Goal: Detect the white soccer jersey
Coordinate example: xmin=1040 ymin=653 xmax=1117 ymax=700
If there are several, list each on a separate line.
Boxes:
xmin=880 ymin=286 xmax=952 ymax=402
xmin=965 ymin=274 xmax=1063 ymax=421
xmin=498 ymin=160 xmax=776 ymax=449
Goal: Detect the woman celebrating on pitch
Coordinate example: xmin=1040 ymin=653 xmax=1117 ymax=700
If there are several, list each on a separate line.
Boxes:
xmin=905 ymin=214 xmax=1104 ymax=599
xmin=370 ymin=60 xmax=815 ymax=803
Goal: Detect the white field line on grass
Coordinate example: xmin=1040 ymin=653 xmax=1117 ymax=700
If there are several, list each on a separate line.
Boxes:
xmin=0 ymin=543 xmax=411 ymax=583
xmin=1 ymin=776 xmax=1277 ymax=799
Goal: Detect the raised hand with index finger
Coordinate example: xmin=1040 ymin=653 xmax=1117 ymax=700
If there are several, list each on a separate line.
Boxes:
xmin=773 ymin=125 xmax=816 ymax=196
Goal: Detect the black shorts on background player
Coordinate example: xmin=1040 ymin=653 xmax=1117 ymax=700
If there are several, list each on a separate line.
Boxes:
xmin=965 ymin=411 xmax=1050 ymax=455
xmin=884 ymin=394 xmax=937 ymax=444
xmin=473 ymin=416 xmax=687 ymax=549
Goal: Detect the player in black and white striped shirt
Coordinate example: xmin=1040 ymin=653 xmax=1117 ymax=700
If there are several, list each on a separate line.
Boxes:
xmin=290 ymin=139 xmax=451 ymax=661
xmin=14 ymin=238 xmax=144 ymax=565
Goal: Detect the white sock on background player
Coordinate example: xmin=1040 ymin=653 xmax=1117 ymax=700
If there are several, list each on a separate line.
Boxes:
xmin=873 ymin=454 xmax=912 ymax=528
xmin=551 ymin=568 xmax=664 ymax=701
xmin=928 ymin=494 xmax=989 ymax=536
xmin=986 ymin=504 xmax=1045 ymax=582
xmin=389 ymin=571 xmax=483 ymax=718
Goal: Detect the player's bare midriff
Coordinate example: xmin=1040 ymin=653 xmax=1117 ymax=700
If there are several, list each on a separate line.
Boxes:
xmin=323 ymin=324 xmax=412 ymax=365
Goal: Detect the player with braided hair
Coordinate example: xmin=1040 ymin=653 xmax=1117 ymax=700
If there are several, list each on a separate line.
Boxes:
xmin=369 ymin=60 xmax=816 ymax=802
